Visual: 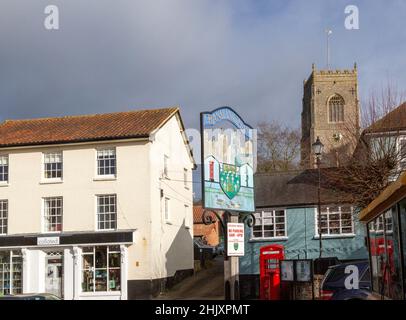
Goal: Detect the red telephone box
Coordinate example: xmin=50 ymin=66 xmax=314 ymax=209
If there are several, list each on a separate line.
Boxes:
xmin=259 ymin=245 xmax=284 ymax=300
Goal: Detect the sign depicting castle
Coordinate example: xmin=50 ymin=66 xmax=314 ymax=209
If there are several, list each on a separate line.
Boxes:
xmin=201 ymin=107 xmax=256 ymax=213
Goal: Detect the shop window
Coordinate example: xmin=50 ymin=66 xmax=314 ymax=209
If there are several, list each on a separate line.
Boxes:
xmin=97 ymin=148 xmax=116 ymax=176
xmin=43 ymin=197 xmax=63 ymax=232
xmin=252 ymin=210 xmax=287 ymax=239
xmin=81 ymin=246 xmax=121 ymax=293
xmin=43 ymin=152 xmax=63 ymax=180
xmin=0 ymin=250 xmax=22 ymax=295
xmin=0 ymin=155 xmax=8 ymax=183
xmin=368 ymin=207 xmax=403 ymax=299
xmin=97 ymin=195 xmax=117 ymax=230
xmin=316 ymin=206 xmax=354 ymax=236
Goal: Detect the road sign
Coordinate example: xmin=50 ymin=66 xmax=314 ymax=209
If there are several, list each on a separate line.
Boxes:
xmin=227 ymin=223 xmax=245 ymax=256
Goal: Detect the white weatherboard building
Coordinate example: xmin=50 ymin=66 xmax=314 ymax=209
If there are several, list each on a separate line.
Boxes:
xmin=0 ymin=107 xmax=195 ymax=299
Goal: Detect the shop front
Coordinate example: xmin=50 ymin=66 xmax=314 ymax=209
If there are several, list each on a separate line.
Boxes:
xmin=360 ymin=172 xmax=406 ymax=300
xmin=0 ymin=230 xmax=134 ymax=300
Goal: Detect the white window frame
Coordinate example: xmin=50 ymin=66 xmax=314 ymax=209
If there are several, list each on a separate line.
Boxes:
xmin=42 ymin=151 xmax=63 ymax=182
xmin=96 ymin=148 xmax=117 ymax=179
xmin=368 ymin=210 xmax=393 ymax=235
xmin=398 ymin=136 xmax=406 ymax=171
xmin=43 ymin=197 xmax=63 ymax=233
xmin=164 ymin=197 xmax=170 ymax=223
xmin=314 ymin=206 xmax=355 ymax=238
xmin=0 ymin=155 xmax=9 ymax=185
xmin=0 ymin=200 xmax=8 ymax=235
xmin=164 ymin=155 xmax=169 ymax=178
xmin=96 ymin=194 xmax=117 ymax=231
xmin=184 ymin=168 xmax=189 ymax=189
xmin=184 ymin=204 xmax=190 ymax=229
xmin=251 ymin=209 xmax=288 ymax=240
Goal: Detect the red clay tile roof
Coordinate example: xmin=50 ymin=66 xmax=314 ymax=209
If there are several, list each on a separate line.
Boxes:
xmin=193 ymin=205 xmax=216 ymax=224
xmin=0 ymin=107 xmax=179 ymax=147
xmin=365 ymin=102 xmax=406 ymax=133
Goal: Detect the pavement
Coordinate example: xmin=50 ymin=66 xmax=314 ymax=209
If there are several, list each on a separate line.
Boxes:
xmin=154 ymin=256 xmax=225 ymax=300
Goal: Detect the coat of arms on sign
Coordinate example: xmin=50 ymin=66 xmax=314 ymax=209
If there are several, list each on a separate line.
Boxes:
xmin=220 ymin=163 xmax=241 ymax=199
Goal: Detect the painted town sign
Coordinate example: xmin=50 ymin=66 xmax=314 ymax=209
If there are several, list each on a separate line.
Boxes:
xmin=200 ymin=107 xmax=256 ymax=213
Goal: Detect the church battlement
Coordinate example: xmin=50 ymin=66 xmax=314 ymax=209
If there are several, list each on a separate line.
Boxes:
xmin=304 ymin=63 xmax=357 ymax=86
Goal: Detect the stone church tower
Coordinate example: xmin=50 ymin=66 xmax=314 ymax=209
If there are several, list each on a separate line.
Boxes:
xmin=301 ymin=63 xmax=360 ymax=168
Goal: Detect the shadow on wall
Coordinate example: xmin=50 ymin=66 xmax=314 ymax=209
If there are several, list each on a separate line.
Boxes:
xmin=162 ymin=219 xmax=194 ymax=292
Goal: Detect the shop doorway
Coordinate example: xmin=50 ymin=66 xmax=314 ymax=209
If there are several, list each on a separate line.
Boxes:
xmin=45 ymin=251 xmax=63 ymax=298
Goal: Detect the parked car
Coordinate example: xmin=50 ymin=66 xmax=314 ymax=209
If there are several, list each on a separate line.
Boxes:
xmin=0 ymin=293 xmax=61 ymax=300
xmin=215 ymin=242 xmax=225 ymax=256
xmin=320 ymin=260 xmax=372 ymax=300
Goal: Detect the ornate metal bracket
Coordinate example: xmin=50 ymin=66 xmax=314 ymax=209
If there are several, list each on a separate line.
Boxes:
xmin=240 ymin=213 xmax=256 ymax=227
xmin=202 ymin=209 xmax=226 ymax=234
xmin=202 ymin=210 xmax=256 ymax=233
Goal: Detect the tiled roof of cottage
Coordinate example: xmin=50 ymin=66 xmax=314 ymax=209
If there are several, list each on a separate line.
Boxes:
xmin=255 ymin=169 xmax=352 ymax=208
xmin=0 ymin=107 xmax=179 ymax=147
xmin=365 ymin=102 xmax=406 ymax=133
xmin=193 ymin=205 xmax=217 ymax=224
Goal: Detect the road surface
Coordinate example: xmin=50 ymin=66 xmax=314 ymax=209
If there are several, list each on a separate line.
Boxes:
xmin=155 ymin=257 xmax=224 ymax=300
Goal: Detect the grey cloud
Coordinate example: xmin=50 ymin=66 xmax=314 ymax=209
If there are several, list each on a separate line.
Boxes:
xmin=0 ymin=0 xmax=405 ymax=132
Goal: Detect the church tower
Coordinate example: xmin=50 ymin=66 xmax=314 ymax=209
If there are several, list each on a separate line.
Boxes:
xmin=301 ymin=63 xmax=360 ymax=168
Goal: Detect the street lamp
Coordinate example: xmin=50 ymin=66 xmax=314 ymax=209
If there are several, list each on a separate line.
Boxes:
xmin=312 ymin=136 xmax=324 ymax=259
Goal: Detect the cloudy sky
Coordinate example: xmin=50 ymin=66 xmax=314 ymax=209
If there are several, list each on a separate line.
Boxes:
xmin=1 ymin=0 xmax=405 ymax=131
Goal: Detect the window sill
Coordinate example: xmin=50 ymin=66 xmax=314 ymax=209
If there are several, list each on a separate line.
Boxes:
xmin=249 ymin=237 xmax=288 ymax=242
xmin=93 ymin=176 xmax=117 ymax=182
xmin=0 ymin=183 xmax=9 ymax=187
xmin=40 ymin=180 xmax=63 ymax=185
xmin=313 ymin=234 xmax=356 ymax=240
xmin=165 ymin=221 xmax=173 ymax=225
xmin=79 ymin=291 xmax=121 ymax=297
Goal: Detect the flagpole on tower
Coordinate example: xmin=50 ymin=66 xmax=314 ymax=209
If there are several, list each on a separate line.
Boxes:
xmin=326 ymin=29 xmax=332 ymax=70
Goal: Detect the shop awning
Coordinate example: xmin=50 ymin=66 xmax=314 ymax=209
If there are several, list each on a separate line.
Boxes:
xmin=360 ymin=171 xmax=406 ymax=223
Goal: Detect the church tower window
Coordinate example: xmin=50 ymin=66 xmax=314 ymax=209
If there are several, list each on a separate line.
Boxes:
xmin=328 ymin=94 xmax=345 ymax=123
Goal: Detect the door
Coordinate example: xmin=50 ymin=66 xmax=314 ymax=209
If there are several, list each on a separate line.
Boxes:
xmin=45 ymin=252 xmax=63 ymax=298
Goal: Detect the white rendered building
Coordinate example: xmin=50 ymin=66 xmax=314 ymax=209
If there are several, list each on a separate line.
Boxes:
xmin=0 ymin=107 xmax=195 ymax=299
